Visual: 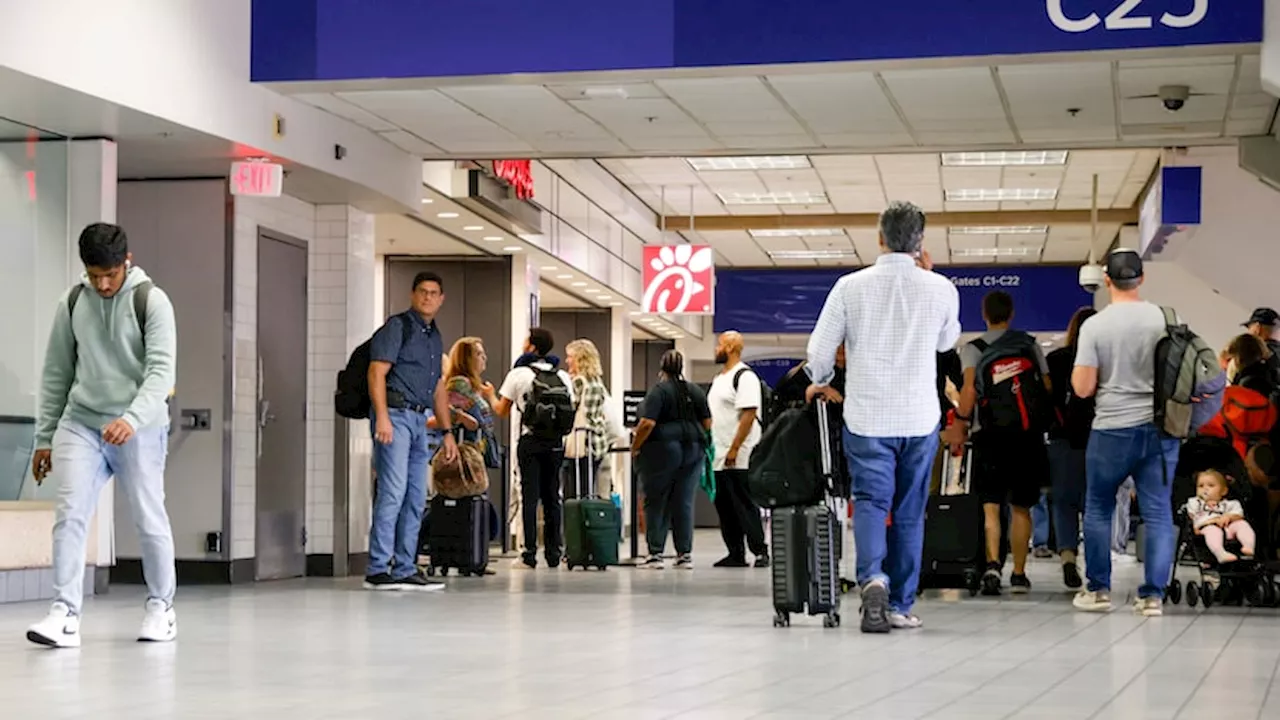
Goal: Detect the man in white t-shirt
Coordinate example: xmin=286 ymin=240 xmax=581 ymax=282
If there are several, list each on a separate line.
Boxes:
xmin=492 ymin=328 xmax=576 ymax=570
xmin=707 ymin=331 xmax=769 ymax=568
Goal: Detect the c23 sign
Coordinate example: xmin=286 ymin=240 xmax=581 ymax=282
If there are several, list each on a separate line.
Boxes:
xmin=1047 ymin=0 xmax=1207 ymax=33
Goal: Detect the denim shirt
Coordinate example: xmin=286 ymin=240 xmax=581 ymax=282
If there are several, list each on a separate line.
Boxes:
xmin=369 ymin=311 xmax=443 ymax=410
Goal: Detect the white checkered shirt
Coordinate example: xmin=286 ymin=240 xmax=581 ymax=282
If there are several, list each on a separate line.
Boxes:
xmin=807 ymin=253 xmax=961 ymax=438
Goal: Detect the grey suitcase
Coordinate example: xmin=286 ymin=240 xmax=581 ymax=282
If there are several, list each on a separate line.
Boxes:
xmin=770 ymin=400 xmax=841 ymax=628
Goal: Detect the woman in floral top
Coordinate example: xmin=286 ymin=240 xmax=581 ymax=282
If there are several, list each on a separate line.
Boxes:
xmin=428 ymin=337 xmax=497 ymax=451
xmin=563 ymin=339 xmax=618 ymax=498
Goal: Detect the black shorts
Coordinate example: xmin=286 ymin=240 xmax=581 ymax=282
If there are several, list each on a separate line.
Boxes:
xmin=972 ymin=432 xmax=1049 ymax=509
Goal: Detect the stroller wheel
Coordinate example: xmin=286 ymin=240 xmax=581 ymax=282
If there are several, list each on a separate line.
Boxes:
xmin=1187 ymin=582 xmax=1199 ymax=608
xmin=1253 ymin=578 xmax=1272 ymax=607
xmin=1167 ymin=579 xmax=1182 ymax=605
xmin=1201 ymin=582 xmax=1215 ymax=608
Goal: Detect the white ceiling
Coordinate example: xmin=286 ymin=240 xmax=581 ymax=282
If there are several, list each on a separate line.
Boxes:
xmin=604 ymin=148 xmax=1149 ymax=267
xmin=289 ymin=52 xmax=1274 ymax=159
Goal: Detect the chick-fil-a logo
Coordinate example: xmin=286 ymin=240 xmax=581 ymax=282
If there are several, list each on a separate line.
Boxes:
xmin=642 ymin=244 xmax=714 ymax=315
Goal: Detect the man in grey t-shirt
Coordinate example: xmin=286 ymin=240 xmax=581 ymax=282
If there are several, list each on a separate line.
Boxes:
xmin=1070 ymin=249 xmax=1180 ymax=617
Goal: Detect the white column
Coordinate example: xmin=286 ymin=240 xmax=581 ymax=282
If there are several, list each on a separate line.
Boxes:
xmin=608 ymin=306 xmax=634 ymax=528
xmin=507 ymin=254 xmax=530 ymax=552
xmin=67 ymin=140 xmax=118 ymax=570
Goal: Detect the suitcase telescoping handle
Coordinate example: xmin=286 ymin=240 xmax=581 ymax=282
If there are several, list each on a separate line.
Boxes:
xmin=573 ymin=427 xmax=596 ymax=498
xmin=816 ymin=398 xmax=835 ymax=481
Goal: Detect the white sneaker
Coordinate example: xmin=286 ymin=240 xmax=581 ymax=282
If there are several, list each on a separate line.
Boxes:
xmin=889 ymin=612 xmax=923 ymax=629
xmin=27 ymin=602 xmax=81 ymax=649
xmin=1133 ymin=596 xmax=1163 ymax=617
xmin=639 ymin=556 xmax=665 ymax=570
xmin=138 ymin=599 xmax=177 ymax=643
xmin=1111 ymin=551 xmax=1139 ymax=565
xmin=1073 ymin=590 xmax=1113 ymax=613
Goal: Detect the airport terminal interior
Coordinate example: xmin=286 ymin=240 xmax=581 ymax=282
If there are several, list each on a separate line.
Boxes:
xmin=2 ymin=1 xmax=1280 ymax=718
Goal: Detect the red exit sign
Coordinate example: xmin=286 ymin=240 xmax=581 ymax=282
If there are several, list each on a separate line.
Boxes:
xmin=230 ymin=161 xmax=284 ymax=197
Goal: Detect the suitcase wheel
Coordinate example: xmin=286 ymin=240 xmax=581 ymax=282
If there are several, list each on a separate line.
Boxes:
xmin=822 ymin=613 xmax=841 ymax=629
xmin=772 ymin=611 xmax=790 ymax=628
xmin=439 ymin=567 xmax=450 ymax=577
xmin=840 ymin=579 xmax=856 ymax=595
xmin=565 ymin=563 xmax=575 ymax=571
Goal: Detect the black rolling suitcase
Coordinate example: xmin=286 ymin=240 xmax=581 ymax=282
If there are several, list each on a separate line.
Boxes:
xmin=918 ymin=443 xmax=985 ymax=595
xmin=425 ymin=495 xmax=490 ymax=577
xmin=770 ymin=399 xmax=841 ymax=628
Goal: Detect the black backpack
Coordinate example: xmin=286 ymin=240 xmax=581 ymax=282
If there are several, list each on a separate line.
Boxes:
xmin=733 ymin=367 xmax=775 ymax=428
xmin=972 ymin=330 xmax=1052 ymax=434
xmin=522 ymin=366 xmax=576 ymax=441
xmin=334 ymin=317 xmax=413 ymax=420
xmin=746 ymin=407 xmax=824 ymax=509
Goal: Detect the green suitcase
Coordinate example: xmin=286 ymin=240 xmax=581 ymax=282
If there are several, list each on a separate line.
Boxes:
xmin=563 ymin=435 xmax=620 ymax=570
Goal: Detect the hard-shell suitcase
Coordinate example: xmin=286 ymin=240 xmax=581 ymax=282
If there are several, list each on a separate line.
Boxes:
xmin=563 ymin=430 xmax=620 ymax=570
xmin=425 ymin=494 xmax=490 ymax=577
xmin=770 ymin=400 xmax=842 ymax=628
xmin=919 ymin=442 xmax=993 ymax=595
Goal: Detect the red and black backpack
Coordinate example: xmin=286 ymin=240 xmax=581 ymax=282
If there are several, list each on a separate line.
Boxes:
xmin=972 ymin=330 xmax=1052 ymax=434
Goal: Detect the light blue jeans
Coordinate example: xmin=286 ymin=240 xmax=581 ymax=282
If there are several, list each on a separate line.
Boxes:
xmin=52 ymin=420 xmax=175 ymax=614
xmin=843 ymin=426 xmax=938 ymax=614
xmin=1083 ymin=424 xmax=1179 ymax=599
xmin=369 ymin=408 xmax=439 ymax=578
xmin=1031 ymin=490 xmax=1051 ymax=548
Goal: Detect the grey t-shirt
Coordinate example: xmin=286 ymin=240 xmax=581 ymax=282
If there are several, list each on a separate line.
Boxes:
xmin=1074 ymin=301 xmax=1168 ymax=430
xmin=959 ymin=328 xmax=1049 ymax=432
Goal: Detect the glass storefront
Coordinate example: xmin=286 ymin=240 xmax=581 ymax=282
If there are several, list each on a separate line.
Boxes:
xmin=0 ymin=118 xmax=70 ymax=501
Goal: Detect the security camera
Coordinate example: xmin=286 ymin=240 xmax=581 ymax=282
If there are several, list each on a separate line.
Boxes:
xmin=1159 ymin=85 xmax=1190 ymax=112
xmin=1079 ymin=264 xmax=1105 ymax=294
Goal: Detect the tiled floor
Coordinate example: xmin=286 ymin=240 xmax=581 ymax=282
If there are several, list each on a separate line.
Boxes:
xmin=1 ymin=534 xmax=1279 ymax=719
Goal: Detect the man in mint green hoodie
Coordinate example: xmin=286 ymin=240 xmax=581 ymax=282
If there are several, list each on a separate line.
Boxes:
xmin=26 ymin=223 xmax=178 ymax=649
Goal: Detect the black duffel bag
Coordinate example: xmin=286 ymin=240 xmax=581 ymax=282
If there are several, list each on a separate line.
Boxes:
xmin=746 ymin=406 xmax=826 ymax=509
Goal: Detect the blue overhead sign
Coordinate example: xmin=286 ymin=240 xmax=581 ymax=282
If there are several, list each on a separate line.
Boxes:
xmin=252 ymin=0 xmax=1263 ymax=82
xmin=715 ymin=266 xmax=1093 ymax=335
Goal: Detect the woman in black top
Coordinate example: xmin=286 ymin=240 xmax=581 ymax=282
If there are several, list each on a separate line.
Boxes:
xmin=631 ymin=350 xmax=712 ymax=570
xmin=1044 ymin=306 xmax=1096 ymax=590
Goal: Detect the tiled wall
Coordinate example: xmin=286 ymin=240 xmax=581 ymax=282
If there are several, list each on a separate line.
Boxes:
xmin=230 ymin=196 xmax=374 ymax=563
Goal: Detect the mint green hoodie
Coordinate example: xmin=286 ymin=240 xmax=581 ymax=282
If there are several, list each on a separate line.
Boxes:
xmin=35 ymin=266 xmax=177 ymax=449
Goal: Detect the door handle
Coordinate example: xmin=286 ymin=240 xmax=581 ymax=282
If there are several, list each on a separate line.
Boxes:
xmin=258 ymin=399 xmax=276 ymax=429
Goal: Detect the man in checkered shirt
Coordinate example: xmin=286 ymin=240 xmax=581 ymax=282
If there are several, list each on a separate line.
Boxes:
xmin=806 ymin=200 xmax=960 ymax=634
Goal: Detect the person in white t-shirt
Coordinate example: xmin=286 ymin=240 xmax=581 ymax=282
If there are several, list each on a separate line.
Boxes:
xmin=492 ymin=328 xmax=576 ymax=570
xmin=707 ymin=331 xmax=769 ymax=568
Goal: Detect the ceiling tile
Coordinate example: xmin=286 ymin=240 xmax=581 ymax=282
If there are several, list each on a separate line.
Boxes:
xmin=880 ymin=67 xmax=1008 ymax=124
xmin=296 ymin=93 xmax=400 ymax=132
xmin=767 ymin=72 xmax=906 ymax=135
xmin=998 ymin=62 xmax=1115 ymax=138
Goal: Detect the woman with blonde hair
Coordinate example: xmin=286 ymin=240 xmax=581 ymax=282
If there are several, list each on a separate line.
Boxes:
xmin=563 ymin=338 xmax=621 ymax=498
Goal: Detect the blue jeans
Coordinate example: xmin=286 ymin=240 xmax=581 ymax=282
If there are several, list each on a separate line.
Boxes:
xmin=52 ymin=420 xmax=175 ymax=614
xmin=641 ymin=451 xmax=701 ymax=557
xmin=1047 ymin=439 xmax=1086 ymax=556
xmin=1031 ymin=490 xmax=1051 ymax=548
xmin=369 ymin=408 xmax=439 ymax=578
xmin=1083 ymin=424 xmax=1179 ymax=598
xmin=843 ymin=426 xmax=938 ymax=614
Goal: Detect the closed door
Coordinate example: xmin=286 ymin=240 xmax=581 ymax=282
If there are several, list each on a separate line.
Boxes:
xmin=256 ymin=231 xmax=308 ymax=580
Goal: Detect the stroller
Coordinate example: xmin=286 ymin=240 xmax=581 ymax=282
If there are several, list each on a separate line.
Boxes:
xmin=1165 ymin=436 xmax=1280 ymax=609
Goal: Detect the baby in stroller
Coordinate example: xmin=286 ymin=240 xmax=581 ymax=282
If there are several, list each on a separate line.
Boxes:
xmin=1185 ymin=469 xmax=1256 ymax=563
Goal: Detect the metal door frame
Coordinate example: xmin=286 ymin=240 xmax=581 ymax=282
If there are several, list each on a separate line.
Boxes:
xmin=255 ymin=228 xmax=309 ymax=580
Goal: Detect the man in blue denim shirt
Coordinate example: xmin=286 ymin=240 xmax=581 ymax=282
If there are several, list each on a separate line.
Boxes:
xmin=365 ymin=271 xmax=457 ymax=591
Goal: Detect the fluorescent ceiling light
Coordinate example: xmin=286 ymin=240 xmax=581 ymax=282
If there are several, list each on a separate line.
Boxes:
xmin=768 ymin=250 xmax=859 ymax=260
xmin=437 ymin=212 xmax=460 ymax=219
xmin=719 ymin=190 xmax=828 ymax=206
xmin=503 ymin=246 xmax=523 ymax=253
xmin=483 ymin=236 xmax=504 ymax=241
xmin=420 ymin=198 xmax=433 ymax=204
xmin=541 ymin=266 xmax=558 ymax=271
xmin=597 ymin=295 xmax=612 ymax=301
xmin=557 ymin=274 xmax=573 ymax=280
xmin=945 ymin=188 xmax=1058 ymax=202
xmin=463 ymin=225 xmax=484 ymax=231
xmin=949 ymin=226 xmax=1049 ymax=235
xmin=688 ymin=155 xmax=811 ymax=171
xmin=941 ymin=150 xmax=1068 ymax=167
xmin=952 ymin=247 xmax=1033 ymax=257
xmin=571 ymin=282 xmax=588 ymax=287
xmin=608 ymin=301 xmax=623 ymax=306
xmin=749 ymin=228 xmax=846 ymax=238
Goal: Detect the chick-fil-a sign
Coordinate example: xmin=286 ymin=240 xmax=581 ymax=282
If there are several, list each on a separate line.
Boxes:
xmin=642 ymin=244 xmax=714 ymax=315
xmin=492 ymin=160 xmax=534 ymax=200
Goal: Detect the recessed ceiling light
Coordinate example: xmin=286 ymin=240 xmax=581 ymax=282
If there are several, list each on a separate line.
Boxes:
xmin=768 ymin=250 xmax=859 ymax=260
xmin=420 ymin=198 xmax=434 ymax=204
xmin=687 ymin=155 xmax=812 ymax=171
xmin=437 ymin=212 xmax=460 ymax=219
xmin=608 ymin=301 xmax=623 ymax=306
xmin=571 ymin=282 xmax=588 ymax=287
xmin=483 ymin=236 xmax=503 ymax=242
xmin=503 ymin=246 xmax=523 ymax=253
xmin=557 ymin=274 xmax=574 ymax=280
xmin=719 ymin=191 xmax=828 ymax=206
xmin=463 ymin=225 xmax=484 ymax=231
xmin=597 ymin=295 xmax=611 ymax=301
xmin=949 ymin=226 xmax=1049 ymax=235
xmin=945 ymin=188 xmax=1058 ymax=202
xmin=941 ymin=150 xmax=1068 ymax=167
xmin=541 ymin=266 xmax=558 ymax=271
xmin=952 ymin=247 xmax=1033 ymax=257
xmin=749 ymin=228 xmax=846 ymax=238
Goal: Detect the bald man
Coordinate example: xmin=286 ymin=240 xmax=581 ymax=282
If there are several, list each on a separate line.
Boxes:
xmin=708 ymin=331 xmax=769 ymax=568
